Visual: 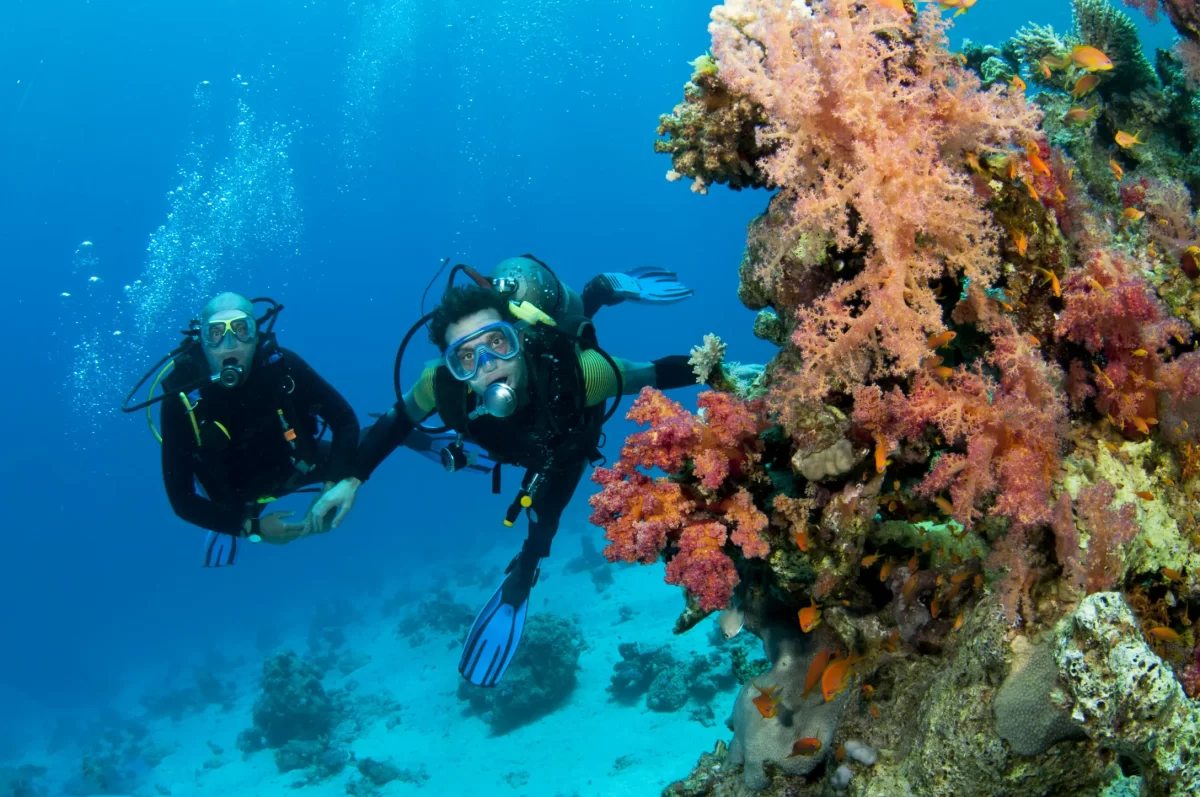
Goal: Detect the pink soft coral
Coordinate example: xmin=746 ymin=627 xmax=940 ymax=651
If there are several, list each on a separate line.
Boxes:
xmin=709 ymin=0 xmax=1042 ymax=398
xmin=589 ymin=389 xmax=769 ymax=611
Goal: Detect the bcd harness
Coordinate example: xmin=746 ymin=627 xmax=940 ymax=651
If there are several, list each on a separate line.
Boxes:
xmin=153 ymin=336 xmax=323 ymax=504
xmin=433 ymin=314 xmax=608 ymax=526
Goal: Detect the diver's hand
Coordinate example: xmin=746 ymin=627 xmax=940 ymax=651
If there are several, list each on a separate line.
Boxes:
xmin=257 ymin=511 xmax=309 ymax=545
xmin=310 ymin=477 xmax=362 ymax=533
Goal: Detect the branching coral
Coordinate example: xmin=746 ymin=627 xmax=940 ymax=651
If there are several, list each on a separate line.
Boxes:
xmin=709 ymin=0 xmax=1042 ymax=399
xmin=589 ymin=389 xmax=769 ymax=612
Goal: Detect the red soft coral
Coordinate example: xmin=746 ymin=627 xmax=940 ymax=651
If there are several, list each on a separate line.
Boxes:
xmin=709 ymin=0 xmax=1041 ymax=399
xmin=588 ymin=389 xmax=769 ymax=611
xmin=1055 ymin=248 xmax=1189 ymax=435
xmin=665 ymin=522 xmax=741 ymax=612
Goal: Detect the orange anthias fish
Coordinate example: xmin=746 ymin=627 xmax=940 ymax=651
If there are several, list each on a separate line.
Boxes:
xmin=1063 ymin=106 xmax=1099 ymax=125
xmin=1072 ymin=73 xmax=1101 ymax=98
xmin=799 ymin=598 xmax=823 ymax=633
xmin=1011 ymin=74 xmax=1027 ymax=92
xmin=793 ymin=525 xmax=809 ymax=552
xmin=873 ymin=0 xmax=908 ymax=10
xmin=1120 ymin=208 xmax=1145 ymax=225
xmin=1025 ymin=143 xmax=1051 ymax=177
xmin=751 ymin=682 xmax=782 ymax=718
xmin=927 ymin=330 xmax=957 ymax=349
xmin=1034 ymin=267 xmax=1061 ymax=298
xmin=1148 ymin=627 xmax=1182 ymax=643
xmin=1109 ymin=159 xmax=1125 ymax=181
xmin=1115 ymin=130 xmax=1145 ymax=148
xmin=1072 ymin=45 xmax=1114 ymax=71
xmin=874 ymin=437 xmax=891 ymax=473
xmin=862 ymin=552 xmax=882 ymax=568
xmin=804 ymin=649 xmax=835 ymax=698
xmin=788 ymin=737 xmax=823 ymax=758
xmin=879 ymin=559 xmax=896 ymax=581
xmin=1013 ymin=229 xmax=1028 ymax=256
xmin=821 ymin=652 xmax=864 ymax=702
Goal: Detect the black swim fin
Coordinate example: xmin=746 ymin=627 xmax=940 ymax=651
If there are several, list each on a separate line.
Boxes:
xmin=458 ymin=554 xmax=539 ymax=687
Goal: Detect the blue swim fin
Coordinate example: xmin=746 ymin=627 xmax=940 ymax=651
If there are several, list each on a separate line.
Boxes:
xmin=458 ymin=555 xmax=538 ymax=687
xmin=202 ymin=531 xmax=238 ymax=568
xmin=597 ymin=267 xmax=694 ymax=305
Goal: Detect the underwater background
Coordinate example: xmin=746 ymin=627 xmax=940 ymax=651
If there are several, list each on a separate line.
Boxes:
xmin=1 ymin=0 xmax=1195 ymax=795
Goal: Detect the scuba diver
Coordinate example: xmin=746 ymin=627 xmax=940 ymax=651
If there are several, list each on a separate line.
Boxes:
xmin=310 ymin=256 xmax=698 ymax=686
xmin=123 ymin=291 xmax=363 ymax=565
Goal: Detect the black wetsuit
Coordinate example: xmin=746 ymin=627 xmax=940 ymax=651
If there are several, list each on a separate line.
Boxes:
xmin=161 ymin=347 xmax=359 ymax=536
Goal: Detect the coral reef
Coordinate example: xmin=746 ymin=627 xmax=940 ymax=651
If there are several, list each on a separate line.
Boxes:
xmin=633 ymin=0 xmax=1200 ymax=792
xmin=246 ymin=650 xmax=334 ymax=749
xmin=456 ymin=613 xmax=586 ymax=733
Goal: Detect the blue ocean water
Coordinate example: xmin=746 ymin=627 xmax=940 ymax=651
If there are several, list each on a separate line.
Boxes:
xmin=0 ymin=1 xmax=1181 ymax=794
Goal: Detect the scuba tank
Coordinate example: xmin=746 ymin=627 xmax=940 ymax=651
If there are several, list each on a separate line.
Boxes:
xmin=487 ymin=254 xmax=584 ymax=323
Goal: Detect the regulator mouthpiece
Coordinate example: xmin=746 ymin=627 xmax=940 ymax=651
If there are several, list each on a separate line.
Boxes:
xmin=469 ymin=381 xmax=518 ymax=420
xmin=215 ymin=358 xmax=244 ymax=389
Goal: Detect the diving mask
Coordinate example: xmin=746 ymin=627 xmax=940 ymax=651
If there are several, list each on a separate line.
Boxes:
xmin=203 ymin=314 xmax=257 ymax=348
xmin=445 ymin=321 xmax=521 ymax=382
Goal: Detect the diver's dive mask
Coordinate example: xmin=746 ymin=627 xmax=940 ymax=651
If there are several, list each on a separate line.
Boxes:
xmin=203 ymin=314 xmax=257 ymax=348
xmin=444 ymin=321 xmax=522 ymax=382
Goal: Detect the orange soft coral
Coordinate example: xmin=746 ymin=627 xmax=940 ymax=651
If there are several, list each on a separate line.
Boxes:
xmin=709 ymin=0 xmax=1042 ymax=399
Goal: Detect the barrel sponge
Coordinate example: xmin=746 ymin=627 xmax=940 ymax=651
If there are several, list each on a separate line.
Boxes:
xmin=993 ymin=637 xmax=1086 ymax=756
xmin=726 ymin=634 xmax=851 ymax=791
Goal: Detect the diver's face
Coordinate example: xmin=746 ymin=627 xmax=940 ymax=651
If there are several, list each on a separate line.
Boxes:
xmin=445 ymin=309 xmax=526 ymax=398
xmin=202 ymin=310 xmax=257 ymax=379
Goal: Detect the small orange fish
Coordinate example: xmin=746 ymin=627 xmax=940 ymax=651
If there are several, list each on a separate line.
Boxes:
xmin=1131 ymin=416 xmax=1150 ymax=434
xmin=879 ymin=559 xmax=895 ymax=581
xmin=869 ymin=704 xmax=881 ymax=719
xmin=1134 ymin=490 xmax=1154 ymax=500
xmin=873 ymin=0 xmax=907 ymax=9
xmin=1072 ymin=45 xmax=1113 ymax=71
xmin=951 ymin=571 xmax=970 ymax=585
xmin=836 ymin=744 xmax=846 ymax=761
xmin=1132 ymin=349 xmax=1148 ymax=357
xmin=861 ymin=684 xmax=875 ymax=699
xmin=965 ymin=151 xmax=982 ymax=172
xmin=907 ymin=553 xmax=919 ymax=571
xmin=934 ymin=496 xmax=954 ymax=515
xmin=934 ymin=366 xmax=953 ymax=380
xmin=803 ymin=649 xmax=834 ymax=698
xmin=903 ymin=572 xmax=921 ymax=603
xmin=751 ymin=682 xmax=782 ymax=718
xmin=1025 ymin=143 xmax=1051 ymax=176
xmin=974 ymin=574 xmax=983 ymax=589
xmin=1120 ymin=207 xmax=1145 ymax=225
xmin=1053 ymin=187 xmax=1066 ymax=202
xmin=1162 ymin=567 xmax=1184 ymax=582
xmin=1027 ymin=334 xmax=1041 ymax=347
xmin=874 ymin=437 xmax=890 ymax=474
xmin=793 ymin=526 xmax=809 ymax=552
xmin=821 ymin=653 xmax=863 ymax=702
xmin=862 ymin=552 xmax=882 ymax=568
xmin=1008 ymin=159 xmax=1018 ymax=181
xmin=1038 ymin=59 xmax=1052 ymax=78
xmin=1033 ymin=266 xmax=1061 ymax=297
xmin=1115 ymin=130 xmax=1145 ymax=148
xmin=1011 ymin=74 xmax=1026 ymax=92
xmin=1063 ymin=106 xmax=1098 ymax=125
xmin=927 ymin=330 xmax=957 ymax=349
xmin=799 ymin=598 xmax=822 ymax=633
xmin=1148 ymin=627 xmax=1182 ymax=643
xmin=788 ymin=737 xmax=823 ymax=757
xmin=936 ymin=0 xmax=977 ymax=17
xmin=1087 ymin=277 xmax=1108 ymax=296
xmin=1021 ymin=176 xmax=1040 ymax=201
xmin=1071 ymin=73 xmax=1100 ymax=98
xmin=930 ymin=598 xmax=941 ymax=618
xmin=1013 ymin=229 xmax=1028 ymax=256
xmin=953 ymin=613 xmax=964 ymax=631
xmin=1103 ymin=440 xmax=1119 ymax=453
xmin=1093 ymin=363 xmax=1114 ymax=389
xmin=1109 ymin=159 xmax=1125 ymax=181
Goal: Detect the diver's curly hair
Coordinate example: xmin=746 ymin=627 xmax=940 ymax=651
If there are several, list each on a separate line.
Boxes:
xmin=429 ymin=285 xmax=516 ymax=351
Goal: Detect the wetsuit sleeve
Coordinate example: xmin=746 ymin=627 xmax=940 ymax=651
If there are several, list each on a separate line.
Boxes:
xmin=578 ymin=350 xmax=697 ymax=406
xmin=352 ymin=365 xmax=439 ymax=481
xmin=283 ymin=350 xmax=360 ymax=481
xmin=160 ymin=395 xmax=247 ymax=535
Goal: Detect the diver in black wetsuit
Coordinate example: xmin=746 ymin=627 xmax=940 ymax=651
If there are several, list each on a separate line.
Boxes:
xmin=310 ymin=255 xmax=698 ymax=686
xmin=149 ymin=292 xmax=360 ymax=564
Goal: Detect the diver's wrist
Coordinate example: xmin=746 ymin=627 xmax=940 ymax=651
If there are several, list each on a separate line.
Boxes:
xmin=344 ymin=477 xmax=362 ymax=489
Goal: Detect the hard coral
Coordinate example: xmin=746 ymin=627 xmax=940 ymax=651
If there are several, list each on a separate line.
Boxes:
xmin=710 ymin=0 xmax=1042 ymax=399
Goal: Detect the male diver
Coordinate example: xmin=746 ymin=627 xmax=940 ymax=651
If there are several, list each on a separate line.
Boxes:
xmin=311 ymin=256 xmax=698 ymax=686
xmin=147 ymin=292 xmax=361 ymax=564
